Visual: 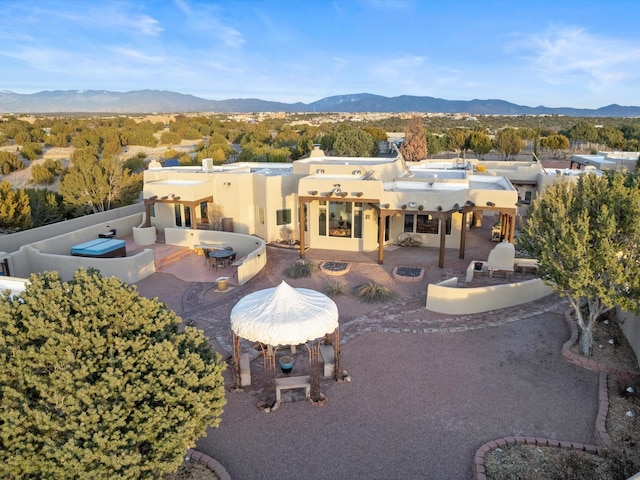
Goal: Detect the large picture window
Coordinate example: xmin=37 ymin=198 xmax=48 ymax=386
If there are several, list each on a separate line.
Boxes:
xmin=404 ymin=213 xmax=450 ymax=235
xmin=276 ymin=209 xmax=292 ymax=225
xmin=318 ymin=201 xmax=362 ymax=238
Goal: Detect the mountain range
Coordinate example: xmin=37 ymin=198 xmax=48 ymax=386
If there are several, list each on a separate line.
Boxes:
xmin=1 ymin=90 xmax=639 ymax=117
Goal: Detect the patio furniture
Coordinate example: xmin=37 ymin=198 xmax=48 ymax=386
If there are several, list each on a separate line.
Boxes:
xmin=98 ymin=228 xmax=117 ymax=239
xmin=209 ymin=249 xmax=234 ymax=270
xmin=275 ymin=375 xmax=311 ymax=402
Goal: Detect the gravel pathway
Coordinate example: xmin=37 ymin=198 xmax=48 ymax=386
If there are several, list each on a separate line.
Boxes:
xmin=135 ymin=244 xmax=600 ymax=480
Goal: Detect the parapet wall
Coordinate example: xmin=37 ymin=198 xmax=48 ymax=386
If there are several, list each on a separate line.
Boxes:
xmin=426 ymin=278 xmax=554 ymax=315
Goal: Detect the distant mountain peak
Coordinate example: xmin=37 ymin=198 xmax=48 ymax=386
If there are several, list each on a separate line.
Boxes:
xmin=0 ymin=89 xmax=638 ymax=117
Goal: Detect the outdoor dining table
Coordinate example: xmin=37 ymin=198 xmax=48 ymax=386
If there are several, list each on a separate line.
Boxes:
xmin=208 ymin=249 xmax=235 ymax=269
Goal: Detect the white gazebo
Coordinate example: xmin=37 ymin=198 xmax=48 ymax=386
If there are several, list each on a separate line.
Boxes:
xmin=230 ymin=281 xmax=340 ymax=407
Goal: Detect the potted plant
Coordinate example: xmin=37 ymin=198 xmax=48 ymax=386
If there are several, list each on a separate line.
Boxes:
xmin=279 ymin=355 xmax=294 ymax=374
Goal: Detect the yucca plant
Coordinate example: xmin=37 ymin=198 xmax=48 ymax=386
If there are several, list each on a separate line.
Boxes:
xmin=283 ymin=260 xmax=317 ymax=279
xmin=353 ymin=282 xmax=394 ymax=303
xmin=325 ymin=279 xmax=345 ymax=297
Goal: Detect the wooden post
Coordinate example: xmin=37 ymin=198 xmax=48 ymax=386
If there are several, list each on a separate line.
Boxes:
xmin=378 ymin=212 xmax=386 ymax=265
xmin=298 ymin=199 xmax=306 ymax=259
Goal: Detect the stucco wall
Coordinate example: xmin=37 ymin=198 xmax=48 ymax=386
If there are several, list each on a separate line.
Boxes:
xmin=425 ymin=278 xmax=554 ymax=315
xmin=163 ymin=227 xmax=266 ymax=286
xmin=17 ymin=245 xmax=155 ymax=284
xmin=617 ymin=308 xmax=640 ymax=369
xmin=0 ymin=204 xmax=144 ymax=254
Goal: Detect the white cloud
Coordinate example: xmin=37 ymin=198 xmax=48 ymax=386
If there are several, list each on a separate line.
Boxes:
xmin=507 ymin=26 xmax=640 ymax=92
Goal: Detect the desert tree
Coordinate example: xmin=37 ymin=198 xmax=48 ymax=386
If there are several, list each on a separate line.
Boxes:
xmin=0 ymin=180 xmax=31 ymax=232
xmin=0 ymin=268 xmax=226 ymax=480
xmin=540 ymin=134 xmax=570 ymax=159
xmin=446 ymin=128 xmax=468 ymax=156
xmin=468 ymin=131 xmax=493 ymax=160
xmin=333 ymin=128 xmax=378 ymax=157
xmin=494 ymin=128 xmax=524 ymax=160
xmin=59 ymin=150 xmax=141 ymax=214
xmin=400 ymin=116 xmax=428 ymax=161
xmin=517 ymin=172 xmax=640 ymax=356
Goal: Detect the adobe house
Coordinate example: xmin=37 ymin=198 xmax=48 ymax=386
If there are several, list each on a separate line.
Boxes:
xmin=142 ymin=148 xmax=524 ymax=267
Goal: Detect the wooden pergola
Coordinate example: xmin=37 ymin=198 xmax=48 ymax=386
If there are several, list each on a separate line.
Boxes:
xmin=143 ymin=195 xmax=214 ymax=228
xmin=298 ymin=195 xmax=516 ymax=268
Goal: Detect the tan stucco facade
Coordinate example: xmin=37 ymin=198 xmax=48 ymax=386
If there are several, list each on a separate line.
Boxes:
xmin=142 ymin=150 xmax=535 ymax=259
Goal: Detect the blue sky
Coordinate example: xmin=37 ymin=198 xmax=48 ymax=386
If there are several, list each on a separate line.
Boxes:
xmin=1 ymin=0 xmax=639 ymax=108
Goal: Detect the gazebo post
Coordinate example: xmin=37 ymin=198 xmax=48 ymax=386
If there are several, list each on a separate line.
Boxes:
xmin=308 ymin=341 xmax=322 ymax=402
xmin=232 ymin=332 xmax=241 ymax=387
xmin=332 ymin=328 xmax=340 ymax=381
xmin=264 ymin=344 xmax=276 ymax=407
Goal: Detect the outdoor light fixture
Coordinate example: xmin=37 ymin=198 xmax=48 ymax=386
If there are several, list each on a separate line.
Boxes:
xmin=223 ymin=182 xmax=231 ymax=186
xmin=316 ymin=169 xmax=324 ymax=174
xmin=418 ymin=205 xmax=424 ymax=211
xmin=401 ymin=204 xmax=407 ymax=210
xmin=332 ymin=184 xmax=341 ymax=194
xmin=486 ymin=201 xmax=495 ymax=207
xmin=408 ymin=201 xmax=417 ymax=208
xmin=352 ymin=169 xmax=362 ymax=175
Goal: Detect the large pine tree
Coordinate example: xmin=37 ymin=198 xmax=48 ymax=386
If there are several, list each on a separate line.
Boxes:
xmin=0 ymin=269 xmax=226 ymax=479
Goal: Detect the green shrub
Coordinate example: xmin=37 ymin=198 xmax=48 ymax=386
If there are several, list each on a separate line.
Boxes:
xmin=0 ymin=151 xmax=25 ymax=174
xmin=30 ymin=164 xmax=55 ymax=184
xmin=325 ymin=280 xmax=345 ymax=297
xmin=284 ymin=260 xmax=317 ymax=279
xmin=353 ymin=282 xmax=394 ymax=303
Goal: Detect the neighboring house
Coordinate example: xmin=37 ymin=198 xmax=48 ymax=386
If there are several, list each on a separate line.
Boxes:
xmin=570 ymin=151 xmax=640 ymax=172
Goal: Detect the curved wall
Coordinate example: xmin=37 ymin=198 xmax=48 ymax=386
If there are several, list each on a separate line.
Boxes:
xmin=426 ymin=278 xmax=553 ymax=315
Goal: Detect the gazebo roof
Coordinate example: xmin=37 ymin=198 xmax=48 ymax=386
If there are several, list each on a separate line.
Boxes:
xmin=230 ymin=281 xmax=339 ymax=346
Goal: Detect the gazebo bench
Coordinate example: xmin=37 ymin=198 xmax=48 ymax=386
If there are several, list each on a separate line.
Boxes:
xmin=275 ymin=375 xmax=310 ymax=402
xmin=515 ymin=259 xmax=539 ymax=273
xmin=319 ymin=344 xmax=335 ymax=377
xmin=240 ymin=353 xmax=251 ymax=387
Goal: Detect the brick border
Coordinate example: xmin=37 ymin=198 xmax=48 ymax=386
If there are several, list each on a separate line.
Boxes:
xmin=472 ymin=307 xmax=640 ymax=480
xmin=561 ymin=308 xmax=640 ymax=376
xmin=186 ymin=449 xmax=232 ymax=480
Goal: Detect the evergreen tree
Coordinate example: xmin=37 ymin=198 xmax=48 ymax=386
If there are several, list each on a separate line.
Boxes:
xmin=494 ymin=128 xmax=524 ymax=160
xmin=0 ymin=268 xmax=226 ymax=479
xmin=468 ymin=131 xmax=492 ymax=160
xmin=0 ymin=180 xmax=31 ymax=232
xmin=333 ymin=129 xmax=378 ymax=157
xmin=518 ymin=172 xmax=640 ymax=356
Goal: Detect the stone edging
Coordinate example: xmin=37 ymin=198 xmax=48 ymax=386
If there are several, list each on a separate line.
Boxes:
xmin=471 ymin=435 xmax=601 ymax=480
xmin=471 ymin=307 xmax=640 ymax=480
xmin=391 ymin=266 xmax=425 ymax=283
xmin=561 ymin=308 xmax=640 ymax=376
xmin=186 ymin=448 xmax=232 ymax=480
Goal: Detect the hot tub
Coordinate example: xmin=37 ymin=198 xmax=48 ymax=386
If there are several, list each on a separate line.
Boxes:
xmin=70 ymin=238 xmax=127 ymax=258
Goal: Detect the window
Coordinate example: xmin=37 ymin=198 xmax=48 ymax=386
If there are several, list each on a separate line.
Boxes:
xmin=276 ymin=209 xmax=292 ymax=225
xmin=318 ymin=201 xmax=361 ymax=238
xmin=174 ymin=204 xmax=182 ymax=227
xmin=200 ymin=202 xmax=208 ymax=221
xmin=524 ymin=191 xmax=532 ymax=204
xmin=184 ymin=206 xmax=192 ymax=228
xmin=149 ymin=203 xmax=155 ymax=218
xmin=416 ymin=214 xmax=438 ymax=234
xmin=404 ymin=214 xmax=414 ymax=233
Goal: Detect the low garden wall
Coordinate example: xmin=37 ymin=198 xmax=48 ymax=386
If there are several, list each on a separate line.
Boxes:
xmin=164 ymin=227 xmax=267 ymax=286
xmin=425 ymin=278 xmax=553 ymax=315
